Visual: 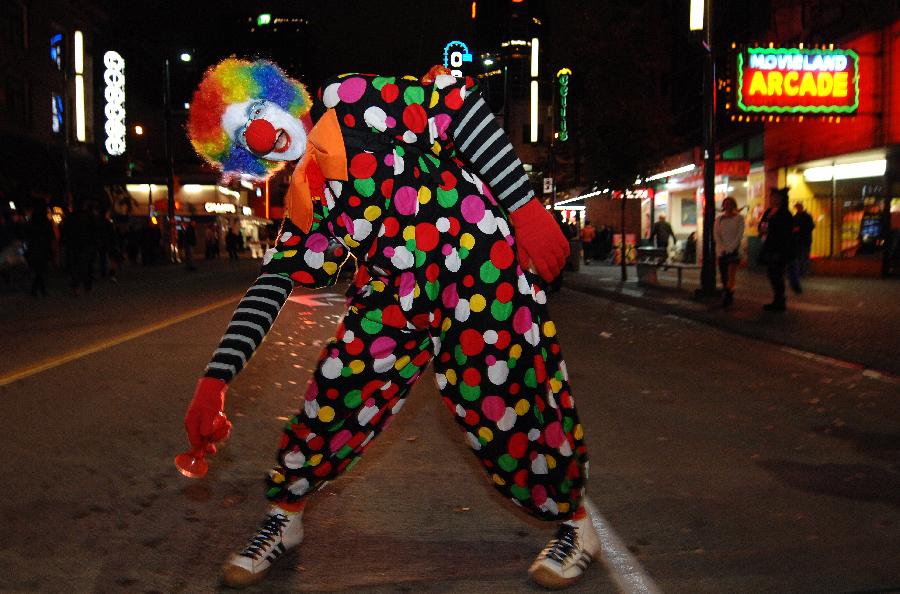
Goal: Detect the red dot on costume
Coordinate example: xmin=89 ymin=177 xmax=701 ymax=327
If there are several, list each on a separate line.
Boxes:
xmin=551 ymin=343 xmax=560 ymax=354
xmin=490 ymin=240 xmax=515 ymax=269
xmin=381 ymin=178 xmax=394 ymax=198
xmin=496 ymin=282 xmax=514 ymax=303
xmin=348 ymin=195 xmax=361 ymax=207
xmin=308 ymin=435 xmax=325 ymax=450
xmin=514 ymin=469 xmax=529 ymax=486
xmin=349 ymin=152 xmax=377 ymax=178
xmin=283 ymin=235 xmax=301 ymax=247
xmin=382 ymin=217 xmax=399 ymax=237
xmin=333 ymin=247 xmax=344 ymax=258
xmin=382 ymin=304 xmax=407 ymax=328
xmin=460 ymin=329 xmax=484 ymax=356
xmin=291 ymin=271 xmax=314 ymax=284
xmin=278 ymin=434 xmax=289 ymax=449
xmin=508 ymin=432 xmax=528 ymax=458
xmin=440 ymin=352 xmax=451 ymax=363
xmin=462 ymin=367 xmax=481 ymax=386
xmin=415 ymin=222 xmax=439 ymax=252
xmin=327 ymin=388 xmax=340 ymax=399
xmin=448 ymin=217 xmax=461 ymax=236
xmin=381 ymin=83 xmax=400 ymax=103
xmin=404 ymin=339 xmax=417 ymax=350
xmin=440 ymin=171 xmax=457 ymax=190
xmin=413 ymin=351 xmax=431 ymax=366
xmin=444 ymin=88 xmax=465 ymax=110
xmin=402 ymin=103 xmax=428 ymax=133
xmin=463 ymin=275 xmax=475 ymax=287
xmin=313 ymin=461 xmax=333 ymax=477
xmin=413 ymin=167 xmax=421 ymax=179
xmin=425 ymin=263 xmax=440 ymax=282
xmin=343 ymin=113 xmax=356 ymax=127
xmin=509 ymin=382 xmax=520 ymax=395
xmin=346 ymin=338 xmax=364 ymax=356
xmin=463 ymin=409 xmax=480 ymax=426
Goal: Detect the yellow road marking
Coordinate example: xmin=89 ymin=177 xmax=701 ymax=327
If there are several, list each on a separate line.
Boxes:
xmin=0 ymin=294 xmax=242 ymax=387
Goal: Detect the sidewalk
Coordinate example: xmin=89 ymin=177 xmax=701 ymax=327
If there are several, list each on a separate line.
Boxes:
xmin=563 ymin=260 xmax=900 ymax=377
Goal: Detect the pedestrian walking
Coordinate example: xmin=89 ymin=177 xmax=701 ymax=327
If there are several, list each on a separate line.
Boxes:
xmin=580 ymin=220 xmax=596 ymax=264
xmin=183 ymin=220 xmax=198 ymax=271
xmin=758 ymin=187 xmax=795 ymax=312
xmin=225 ymin=225 xmax=241 ymax=261
xmin=713 ymin=196 xmax=744 ymax=307
xmin=649 ymin=214 xmax=676 ymax=252
xmin=790 ymin=202 xmax=815 ymax=290
xmin=182 ymin=59 xmax=596 ymax=591
xmin=61 ymin=202 xmax=97 ymax=295
xmin=24 ymin=201 xmax=55 ymax=296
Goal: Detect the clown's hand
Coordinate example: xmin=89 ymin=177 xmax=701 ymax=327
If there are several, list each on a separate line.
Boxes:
xmin=509 ymin=199 xmax=570 ymax=282
xmin=184 ymin=377 xmax=233 ymax=452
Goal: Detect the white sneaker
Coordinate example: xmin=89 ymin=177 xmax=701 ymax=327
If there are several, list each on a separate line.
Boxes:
xmin=221 ymin=507 xmax=304 ymax=588
xmin=528 ymin=496 xmax=602 ymax=589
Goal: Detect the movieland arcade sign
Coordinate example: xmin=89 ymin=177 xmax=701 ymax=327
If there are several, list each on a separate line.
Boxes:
xmin=737 ymin=47 xmax=859 ymax=114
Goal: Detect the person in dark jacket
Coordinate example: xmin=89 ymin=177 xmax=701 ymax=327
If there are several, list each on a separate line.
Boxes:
xmin=61 ymin=203 xmax=97 ymax=294
xmin=25 ymin=202 xmax=55 ymax=296
xmin=789 ymin=202 xmax=815 ymax=290
xmin=759 ymin=187 xmax=795 ymax=311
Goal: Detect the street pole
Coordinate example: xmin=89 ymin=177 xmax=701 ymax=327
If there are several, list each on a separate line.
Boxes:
xmin=698 ymin=0 xmax=718 ymax=296
xmin=163 ymin=57 xmax=178 ymax=262
xmin=621 ymin=191 xmax=627 ymax=281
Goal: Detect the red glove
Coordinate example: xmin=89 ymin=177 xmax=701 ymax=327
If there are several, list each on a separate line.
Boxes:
xmin=509 ymin=199 xmax=570 ymax=282
xmin=184 ymin=377 xmax=233 ymax=450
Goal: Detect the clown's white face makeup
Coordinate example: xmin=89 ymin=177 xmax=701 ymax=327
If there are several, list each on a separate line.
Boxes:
xmin=222 ymin=99 xmax=307 ymax=161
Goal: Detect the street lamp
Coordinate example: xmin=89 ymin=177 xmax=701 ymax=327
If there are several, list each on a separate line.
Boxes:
xmin=164 ymin=50 xmax=192 ymax=262
xmin=695 ymin=0 xmax=718 ymax=298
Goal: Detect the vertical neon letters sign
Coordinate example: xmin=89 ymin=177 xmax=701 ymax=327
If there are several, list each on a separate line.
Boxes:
xmin=443 ymin=40 xmax=473 ymax=77
xmin=557 ymin=68 xmax=571 ymax=142
xmin=737 ymin=47 xmax=859 ymax=114
xmin=103 ymin=51 xmax=126 ymax=156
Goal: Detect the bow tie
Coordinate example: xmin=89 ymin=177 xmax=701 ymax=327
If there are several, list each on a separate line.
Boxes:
xmin=284 ymin=108 xmax=348 ymax=233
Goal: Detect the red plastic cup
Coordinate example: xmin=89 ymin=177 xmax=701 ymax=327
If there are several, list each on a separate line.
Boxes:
xmin=174 ymin=446 xmax=209 ymax=478
xmin=175 ymin=413 xmax=229 ymax=478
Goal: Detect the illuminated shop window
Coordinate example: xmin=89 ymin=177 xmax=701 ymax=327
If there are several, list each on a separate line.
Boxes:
xmin=50 ymin=33 xmax=63 ymax=70
xmin=51 ymin=93 xmax=63 ymax=133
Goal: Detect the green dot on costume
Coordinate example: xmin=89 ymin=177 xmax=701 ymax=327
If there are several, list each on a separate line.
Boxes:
xmin=460 ymin=382 xmax=481 ymax=401
xmin=354 ymin=177 xmax=376 ymax=197
xmin=533 ymin=406 xmax=544 ymax=425
xmin=563 ymin=417 xmax=575 ymax=434
xmin=346 ymin=456 xmax=362 ymax=472
xmin=329 ymin=419 xmax=346 ymax=432
xmin=524 ymin=368 xmax=538 ymax=388
xmin=395 ymin=145 xmax=406 ymax=157
xmin=507 ymin=358 xmax=517 ymax=369
xmin=498 ymin=454 xmax=519 ymax=472
xmin=426 ymin=154 xmax=441 ymax=168
xmin=437 ymin=187 xmax=458 ymax=208
xmin=491 ymin=299 xmax=513 ymax=321
xmin=454 ymin=344 xmax=467 ymax=366
xmin=459 ymin=247 xmax=470 ymax=259
xmin=336 ymin=445 xmax=354 ymax=459
xmin=340 ymin=366 xmax=352 ymax=378
xmin=417 ymin=156 xmax=430 ymax=174
xmin=360 ymin=317 xmax=383 ymax=334
xmin=479 ymin=261 xmax=500 ymax=284
xmin=372 ymin=76 xmax=395 ymax=90
xmin=344 ymin=390 xmax=362 ymax=408
xmin=425 ymin=280 xmax=440 ymax=300
xmin=273 ymin=251 xmax=285 ymax=260
xmin=510 ymin=484 xmax=530 ymax=501
xmin=266 ymin=487 xmax=282 ymax=498
xmin=403 ymin=85 xmax=425 ymax=105
xmin=414 ymin=249 xmax=427 ymax=267
xmin=398 ymin=362 xmax=419 ymax=379
xmin=406 ymin=238 xmax=416 ymax=252
xmin=560 ymin=479 xmax=572 ymax=494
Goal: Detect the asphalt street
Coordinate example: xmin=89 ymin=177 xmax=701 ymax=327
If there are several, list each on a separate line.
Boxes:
xmin=0 ymin=259 xmax=898 ymax=593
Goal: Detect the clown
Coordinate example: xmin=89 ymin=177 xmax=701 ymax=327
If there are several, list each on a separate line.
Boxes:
xmin=184 ymin=58 xmax=601 ymax=589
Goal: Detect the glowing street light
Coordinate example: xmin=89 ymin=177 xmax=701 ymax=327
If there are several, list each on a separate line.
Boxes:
xmin=134 ymin=125 xmax=144 ymax=135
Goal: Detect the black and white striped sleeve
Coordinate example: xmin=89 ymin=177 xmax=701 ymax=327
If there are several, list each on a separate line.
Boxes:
xmin=452 ymin=94 xmax=535 ymax=212
xmin=203 ymin=273 xmax=294 ymax=383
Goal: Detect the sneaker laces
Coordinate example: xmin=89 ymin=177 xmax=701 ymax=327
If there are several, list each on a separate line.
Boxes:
xmin=544 ymin=523 xmax=580 ymax=564
xmin=240 ymin=513 xmax=289 ymax=560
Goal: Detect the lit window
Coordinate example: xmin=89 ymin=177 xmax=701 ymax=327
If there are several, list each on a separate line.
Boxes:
xmin=50 ymin=33 xmax=63 ymax=70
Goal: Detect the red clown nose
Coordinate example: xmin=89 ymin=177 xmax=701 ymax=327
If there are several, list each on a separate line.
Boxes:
xmin=244 ymin=118 xmax=277 ymax=154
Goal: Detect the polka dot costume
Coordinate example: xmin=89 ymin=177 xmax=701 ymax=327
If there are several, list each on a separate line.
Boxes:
xmin=250 ymin=73 xmax=588 ymax=520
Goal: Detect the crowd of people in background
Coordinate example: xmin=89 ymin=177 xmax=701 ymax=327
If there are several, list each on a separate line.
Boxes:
xmin=0 ymin=199 xmax=271 ymax=297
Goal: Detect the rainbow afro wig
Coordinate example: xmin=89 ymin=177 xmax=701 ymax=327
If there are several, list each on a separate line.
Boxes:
xmin=187 ymin=58 xmax=312 ymax=180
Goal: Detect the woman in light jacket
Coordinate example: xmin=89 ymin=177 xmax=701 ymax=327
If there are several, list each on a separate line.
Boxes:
xmin=714 ymin=196 xmax=744 ymax=307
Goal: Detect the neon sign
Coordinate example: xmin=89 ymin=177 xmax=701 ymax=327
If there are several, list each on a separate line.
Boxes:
xmin=557 ymin=68 xmax=571 ymax=142
xmin=103 ymin=51 xmax=126 ymax=156
xmin=442 ymin=40 xmax=472 ymax=77
xmin=737 ymin=47 xmax=859 ymax=114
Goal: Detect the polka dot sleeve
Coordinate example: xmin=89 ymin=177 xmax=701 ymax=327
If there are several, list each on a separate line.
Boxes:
xmin=260 ymin=215 xmax=350 ymax=289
